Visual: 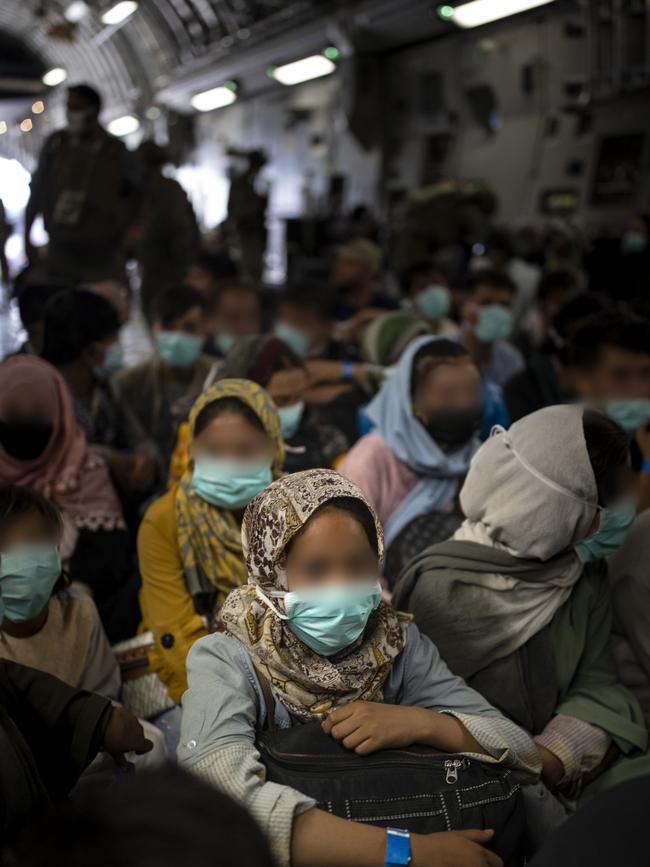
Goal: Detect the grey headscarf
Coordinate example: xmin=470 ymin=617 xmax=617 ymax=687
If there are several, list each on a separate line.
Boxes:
xmin=393 ymin=406 xmax=599 ymax=731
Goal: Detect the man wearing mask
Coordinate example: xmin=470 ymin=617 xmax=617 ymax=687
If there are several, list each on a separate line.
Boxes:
xmin=332 ymin=238 xmax=397 ymax=324
xmin=461 ymin=270 xmax=524 ymax=388
xmin=24 ymin=84 xmax=140 ymax=284
xmin=113 ymin=286 xmax=217 ymax=465
xmin=203 ymin=282 xmax=263 ymax=358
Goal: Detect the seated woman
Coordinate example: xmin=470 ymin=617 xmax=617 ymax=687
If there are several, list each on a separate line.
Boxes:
xmin=339 ymin=337 xmax=482 ymax=579
xmin=179 ymin=470 xmax=540 ymax=867
xmin=0 ymin=356 xmax=136 ymax=643
xmin=394 ymin=406 xmax=649 ymax=819
xmin=138 ymin=379 xmax=284 ymax=706
xmin=41 ymin=288 xmax=157 ymax=505
xmin=0 ymin=483 xmax=165 ymax=768
xmin=219 ymin=336 xmax=349 ymax=473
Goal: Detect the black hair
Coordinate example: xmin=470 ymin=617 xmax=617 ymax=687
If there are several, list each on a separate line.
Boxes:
xmin=279 ymin=283 xmax=337 ymax=321
xmin=194 ymin=396 xmax=266 ymax=438
xmin=583 ymin=410 xmax=630 ymax=506
xmin=484 ymin=228 xmax=515 ymax=258
xmin=10 ymin=766 xmax=276 ymax=867
xmin=537 ymin=269 xmax=579 ymax=304
xmin=466 ymin=268 xmax=517 ymax=295
xmin=16 ymin=282 xmax=70 ymax=328
xmin=399 ymin=261 xmax=440 ymax=295
xmin=194 ymin=251 xmax=239 ymax=282
xmin=41 ymin=289 xmax=120 ymax=365
xmin=154 ymin=285 xmax=206 ymax=328
xmin=0 ymin=484 xmax=63 ymax=536
xmin=68 ymin=83 xmax=102 ymax=114
xmin=285 ymin=495 xmax=379 ymax=559
xmin=410 ymin=339 xmax=473 ymax=398
xmin=570 ymin=312 xmax=650 ymax=370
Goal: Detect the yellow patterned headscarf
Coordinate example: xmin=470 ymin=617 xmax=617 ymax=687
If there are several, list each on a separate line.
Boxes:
xmin=176 ymin=379 xmax=284 ymax=615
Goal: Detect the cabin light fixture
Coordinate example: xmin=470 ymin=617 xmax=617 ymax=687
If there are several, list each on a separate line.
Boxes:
xmin=190 ymin=86 xmax=237 ymax=112
xmin=269 ymin=55 xmax=336 ymax=87
xmin=101 ymin=1 xmax=138 ymax=26
xmin=438 ymin=0 xmax=556 ymax=28
xmin=42 ymin=67 xmax=67 ymax=86
xmin=107 ymin=114 xmax=140 ymax=136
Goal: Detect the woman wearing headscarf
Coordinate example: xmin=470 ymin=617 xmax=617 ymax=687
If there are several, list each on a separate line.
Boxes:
xmin=179 ymin=469 xmax=540 ymax=867
xmin=394 ymin=406 xmax=649 ymax=826
xmin=138 ymin=379 xmax=284 ymax=704
xmin=339 ymin=337 xmax=482 ymax=579
xmin=0 ymin=356 xmax=134 ymax=643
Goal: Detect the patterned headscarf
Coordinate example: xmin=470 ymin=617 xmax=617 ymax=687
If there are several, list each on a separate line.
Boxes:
xmin=219 ymin=469 xmax=411 ymax=721
xmin=176 ymin=379 xmax=284 ymax=613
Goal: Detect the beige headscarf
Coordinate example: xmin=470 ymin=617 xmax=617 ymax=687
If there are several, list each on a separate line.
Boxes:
xmin=218 ymin=469 xmax=411 ymax=722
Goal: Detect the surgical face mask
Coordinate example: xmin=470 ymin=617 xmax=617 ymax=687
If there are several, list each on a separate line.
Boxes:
xmin=475 ymin=304 xmax=514 ymax=344
xmin=415 ymin=285 xmax=451 ymax=321
xmin=0 ymin=419 xmax=53 ymax=461
xmin=274 ymin=322 xmax=310 ymax=360
xmin=156 ymin=331 xmax=203 ymax=369
xmin=102 ymin=341 xmax=123 ymax=376
xmin=0 ymin=545 xmax=61 ymax=623
xmin=216 ymin=333 xmax=237 ymax=355
xmin=574 ymin=498 xmax=637 ymax=563
xmin=606 ymin=399 xmax=650 ymax=433
xmin=191 ymin=455 xmax=272 ymax=509
xmin=278 ymin=402 xmax=305 ymax=441
xmin=257 ymin=581 xmax=382 ymax=657
xmin=621 ymin=232 xmax=647 ymax=255
xmin=422 ymin=406 xmax=482 ymax=451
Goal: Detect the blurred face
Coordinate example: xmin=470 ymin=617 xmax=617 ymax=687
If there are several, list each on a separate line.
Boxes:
xmin=191 ymin=412 xmax=274 ymax=464
xmin=573 ymin=347 xmax=650 ymax=402
xmin=277 ymin=302 xmax=332 ymax=353
xmin=267 ymin=368 xmax=308 ymax=409
xmin=86 ymin=333 xmax=119 ymax=368
xmin=333 ymin=258 xmax=370 ymax=289
xmin=214 ymin=289 xmax=262 ymax=337
xmin=66 ymin=93 xmax=98 ymax=135
xmin=155 ymin=304 xmax=205 ymax=337
xmin=185 ymin=264 xmax=217 ymax=297
xmin=409 ymin=270 xmax=448 ymax=300
xmin=413 ymin=358 xmax=482 ymax=418
xmin=463 ymin=284 xmax=514 ymax=331
xmin=0 ymin=511 xmax=59 ymax=551
xmin=285 ymin=508 xmax=378 ymax=591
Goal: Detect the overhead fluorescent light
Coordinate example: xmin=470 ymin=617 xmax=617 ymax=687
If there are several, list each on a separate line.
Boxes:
xmin=101 ymin=1 xmax=138 ymax=25
xmin=42 ymin=67 xmax=68 ymax=86
xmin=107 ymin=114 xmax=140 ymax=136
xmin=270 ymin=55 xmax=336 ymax=87
xmin=65 ymin=1 xmax=88 ymax=23
xmin=439 ymin=0 xmax=556 ymax=28
xmin=190 ymin=86 xmax=237 ymax=112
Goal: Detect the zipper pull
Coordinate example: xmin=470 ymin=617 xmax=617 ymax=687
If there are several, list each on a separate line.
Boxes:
xmin=444 ymin=759 xmax=461 ymax=785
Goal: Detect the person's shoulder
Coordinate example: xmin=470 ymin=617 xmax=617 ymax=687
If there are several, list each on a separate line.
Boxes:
xmin=188 ymin=631 xmax=252 ymax=672
xmin=113 ymin=357 xmax=157 ymax=386
xmin=496 ymin=340 xmax=524 ymax=361
xmin=142 ymin=487 xmax=177 ymax=528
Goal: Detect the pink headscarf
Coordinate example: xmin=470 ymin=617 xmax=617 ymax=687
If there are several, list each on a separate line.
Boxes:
xmin=0 ymin=356 xmax=125 ymax=532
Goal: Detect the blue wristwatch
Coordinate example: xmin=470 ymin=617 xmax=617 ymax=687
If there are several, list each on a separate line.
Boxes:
xmin=385 ymin=828 xmax=411 ymax=866
xmin=341 ymin=360 xmax=355 ymax=382
xmin=642 ymin=459 xmax=650 ymax=473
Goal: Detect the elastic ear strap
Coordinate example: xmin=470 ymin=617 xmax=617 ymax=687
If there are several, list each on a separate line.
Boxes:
xmin=500 ymin=432 xmax=601 ymax=512
xmin=255 ymin=586 xmax=288 ymax=619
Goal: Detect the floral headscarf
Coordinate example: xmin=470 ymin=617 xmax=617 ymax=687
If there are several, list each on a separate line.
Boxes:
xmin=176 ymin=378 xmax=284 ymax=613
xmin=218 ymin=469 xmax=411 ymax=721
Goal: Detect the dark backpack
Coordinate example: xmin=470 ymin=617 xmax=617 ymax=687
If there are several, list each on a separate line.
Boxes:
xmin=256 ymin=676 xmax=526 ymax=867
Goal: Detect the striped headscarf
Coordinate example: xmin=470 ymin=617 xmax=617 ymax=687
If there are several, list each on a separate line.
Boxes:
xmin=176 ymin=379 xmax=284 ymax=613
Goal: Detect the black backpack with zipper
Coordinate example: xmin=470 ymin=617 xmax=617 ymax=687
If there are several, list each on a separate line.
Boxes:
xmin=256 ymin=676 xmax=526 ymax=867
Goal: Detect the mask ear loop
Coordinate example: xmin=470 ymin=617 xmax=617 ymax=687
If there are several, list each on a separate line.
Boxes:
xmin=255 ymin=586 xmax=289 ymax=620
xmin=490 ymin=425 xmax=602 ymax=513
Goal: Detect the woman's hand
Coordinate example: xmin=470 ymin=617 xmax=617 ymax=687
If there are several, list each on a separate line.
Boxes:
xmin=103 ymin=706 xmax=153 ymax=763
xmin=323 ymin=701 xmax=433 ymax=755
xmin=412 ymin=830 xmax=502 ymax=867
xmin=536 ymin=744 xmax=565 ymax=791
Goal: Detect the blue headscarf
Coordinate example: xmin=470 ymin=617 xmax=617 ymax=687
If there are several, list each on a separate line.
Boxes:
xmin=365 ymin=335 xmax=479 ymax=547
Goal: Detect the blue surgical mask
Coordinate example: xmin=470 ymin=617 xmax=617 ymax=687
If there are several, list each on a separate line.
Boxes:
xmin=574 ymin=498 xmax=637 ymax=563
xmin=415 ymin=285 xmax=451 ymax=321
xmin=278 ymin=401 xmax=305 ymax=441
xmin=475 ymin=305 xmax=514 ymax=344
xmin=102 ymin=341 xmax=123 ymax=376
xmin=605 ymin=399 xmax=650 ymax=434
xmin=274 ymin=322 xmax=310 ymax=360
xmin=191 ymin=455 xmax=272 ymax=509
xmin=0 ymin=545 xmax=61 ymax=623
xmin=217 ymin=332 xmax=237 ymax=355
xmin=257 ymin=581 xmax=382 ymax=657
xmin=156 ymin=331 xmax=203 ymax=369
xmin=621 ymin=232 xmax=647 ymax=254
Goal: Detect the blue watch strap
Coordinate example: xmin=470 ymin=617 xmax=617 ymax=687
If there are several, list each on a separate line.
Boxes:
xmin=385 ymin=828 xmax=411 ymax=866
xmin=341 ymin=360 xmax=354 ymax=382
xmin=642 ymin=459 xmax=650 ymax=473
